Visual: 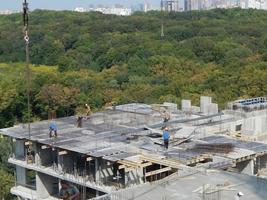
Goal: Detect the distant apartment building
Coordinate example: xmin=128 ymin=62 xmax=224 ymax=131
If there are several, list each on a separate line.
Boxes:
xmin=166 ymin=0 xmax=267 ymax=11
xmin=161 ymin=0 xmax=181 ymax=11
xmin=131 ymin=4 xmax=145 ymax=12
xmin=74 ymin=7 xmax=87 ymax=12
xmin=95 ymin=7 xmax=132 ymax=16
xmin=0 ymin=9 xmax=19 ymax=15
xmin=74 ymin=5 xmax=132 ymax=16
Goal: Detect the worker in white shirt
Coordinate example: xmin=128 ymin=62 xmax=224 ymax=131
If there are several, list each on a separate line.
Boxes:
xmin=234 ymin=192 xmax=244 ymax=200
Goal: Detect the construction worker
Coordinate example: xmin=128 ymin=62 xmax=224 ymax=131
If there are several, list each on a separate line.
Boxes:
xmin=59 ymin=180 xmax=80 ymax=200
xmin=163 ymin=127 xmax=170 ymax=150
xmin=234 ymin=192 xmax=244 ymax=200
xmin=76 ymin=116 xmax=83 ymax=128
xmin=49 ymin=121 xmax=58 ymax=138
xmin=85 ymin=104 xmax=91 ymax=119
xmin=26 ymin=147 xmax=35 ymax=164
xmin=161 ymin=110 xmax=170 ymax=123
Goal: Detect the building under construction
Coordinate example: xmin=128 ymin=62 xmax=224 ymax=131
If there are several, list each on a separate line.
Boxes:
xmin=2 ymin=96 xmax=267 ymax=199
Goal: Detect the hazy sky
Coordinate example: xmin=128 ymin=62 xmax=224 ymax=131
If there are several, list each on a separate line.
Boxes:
xmin=0 ymin=0 xmax=160 ymax=10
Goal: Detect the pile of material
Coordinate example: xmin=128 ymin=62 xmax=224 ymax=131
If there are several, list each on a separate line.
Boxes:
xmin=191 ymin=143 xmax=234 ymax=154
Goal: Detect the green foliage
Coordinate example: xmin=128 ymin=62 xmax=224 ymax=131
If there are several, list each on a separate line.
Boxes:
xmin=0 ymin=169 xmax=14 ymax=200
xmin=0 ymin=9 xmax=267 ymax=198
xmin=0 ymin=137 xmax=14 ymax=199
xmin=0 ymin=9 xmax=266 ymax=126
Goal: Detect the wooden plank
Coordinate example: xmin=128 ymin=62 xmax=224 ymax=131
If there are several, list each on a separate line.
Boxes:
xmin=145 ymin=167 xmax=172 ymax=177
xmin=141 ymin=156 xmax=180 ymax=169
xmin=118 ymin=160 xmax=140 ymax=168
xmin=86 ymin=157 xmax=94 ymax=162
xmin=41 ymin=145 xmax=50 ymax=150
xmin=25 ymin=141 xmax=32 ymax=146
xmin=125 ymin=167 xmax=137 ymax=172
xmin=119 ymin=162 xmax=153 ymax=170
xmin=118 ymin=165 xmax=127 ymax=170
xmin=58 ymin=150 xmax=68 ymax=156
xmin=140 ymin=162 xmax=153 ymax=168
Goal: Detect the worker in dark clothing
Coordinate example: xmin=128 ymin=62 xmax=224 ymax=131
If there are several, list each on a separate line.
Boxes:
xmin=77 ymin=116 xmax=83 ymax=128
xmin=49 ymin=121 xmax=58 ymax=138
xmin=112 ymin=163 xmax=119 ymax=179
xmin=59 ymin=180 xmax=80 ymax=200
xmin=163 ymin=127 xmax=170 ymax=150
xmin=161 ymin=110 xmax=170 ymax=128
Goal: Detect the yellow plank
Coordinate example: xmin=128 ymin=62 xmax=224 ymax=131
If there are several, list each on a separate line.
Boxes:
xmin=140 ymin=162 xmax=153 ymax=168
xmin=145 ymin=167 xmax=172 ymax=177
xmin=25 ymin=141 xmax=32 ymax=146
xmin=86 ymin=157 xmax=94 ymax=162
xmin=58 ymin=150 xmax=68 ymax=156
xmin=41 ymin=145 xmax=50 ymax=150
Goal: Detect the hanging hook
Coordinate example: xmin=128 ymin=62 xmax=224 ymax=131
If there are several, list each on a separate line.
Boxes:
xmin=23 ymin=0 xmax=29 ymax=41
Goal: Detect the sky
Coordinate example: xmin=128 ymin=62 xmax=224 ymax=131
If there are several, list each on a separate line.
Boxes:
xmin=0 ymin=0 xmax=160 ymax=10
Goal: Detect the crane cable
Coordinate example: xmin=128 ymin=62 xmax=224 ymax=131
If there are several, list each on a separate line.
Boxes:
xmin=23 ymin=0 xmax=31 ymax=139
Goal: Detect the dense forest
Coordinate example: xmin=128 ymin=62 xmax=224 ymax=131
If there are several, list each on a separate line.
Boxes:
xmin=0 ymin=8 xmax=267 ymax=198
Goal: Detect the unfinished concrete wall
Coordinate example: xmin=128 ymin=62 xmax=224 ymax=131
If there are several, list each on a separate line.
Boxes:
xmin=99 ymin=160 xmax=113 ymax=183
xmin=200 ymin=96 xmax=212 ymax=114
xmin=208 ymin=103 xmax=218 ymax=114
xmin=36 ymin=172 xmax=58 ymax=199
xmin=181 ymin=100 xmax=191 ymax=112
xmin=255 ymin=155 xmax=267 ymax=174
xmin=236 ymin=160 xmax=255 ymax=175
xmin=125 ymin=168 xmax=143 ymax=187
xmin=61 ymin=152 xmax=74 ymax=173
xmin=237 ymin=110 xmax=267 ymax=136
xmin=40 ymin=148 xmax=54 ymax=166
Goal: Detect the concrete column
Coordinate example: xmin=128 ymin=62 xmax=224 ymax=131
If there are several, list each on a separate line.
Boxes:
xmin=35 ymin=144 xmax=41 ymax=166
xmin=16 ymin=166 xmax=26 ymax=186
xmin=15 ymin=140 xmax=25 ymax=159
xmin=95 ymin=159 xmax=100 ymax=182
xmin=31 ymin=142 xmax=39 ymax=165
xmin=58 ymin=153 xmax=63 ymax=173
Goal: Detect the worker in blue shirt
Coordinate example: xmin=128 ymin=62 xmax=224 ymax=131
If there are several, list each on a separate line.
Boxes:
xmin=49 ymin=121 xmax=58 ymax=138
xmin=163 ymin=127 xmax=170 ymax=149
xmin=59 ymin=180 xmax=80 ymax=200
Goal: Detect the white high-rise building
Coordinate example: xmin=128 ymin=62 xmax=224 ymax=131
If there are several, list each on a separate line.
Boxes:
xmin=178 ymin=0 xmax=267 ymax=10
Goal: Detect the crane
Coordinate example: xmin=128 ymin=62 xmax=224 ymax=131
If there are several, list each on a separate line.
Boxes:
xmin=23 ymin=0 xmax=31 ymax=139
